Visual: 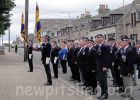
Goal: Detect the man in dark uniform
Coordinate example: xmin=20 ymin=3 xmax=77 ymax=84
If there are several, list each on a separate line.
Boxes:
xmin=77 ymin=37 xmax=89 ymax=87
xmin=129 ymin=39 xmax=138 ymax=86
xmin=114 ymin=40 xmax=124 ymax=93
xmin=73 ymin=41 xmax=81 ymax=83
xmin=87 ymin=39 xmax=97 ymax=95
xmin=67 ymin=40 xmax=77 ymax=81
xmin=108 ymin=37 xmax=118 ymax=86
xmin=95 ymin=34 xmax=109 ymax=100
xmin=15 ymin=44 xmax=18 ymax=53
xmin=120 ymin=35 xmax=134 ymax=100
xmin=51 ymin=41 xmax=60 ymax=79
xmin=136 ymin=40 xmax=140 ymax=90
xmin=27 ymin=40 xmax=33 ymax=72
xmin=41 ymin=35 xmax=52 ymax=85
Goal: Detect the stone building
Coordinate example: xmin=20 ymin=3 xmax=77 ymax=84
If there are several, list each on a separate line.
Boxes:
xmin=40 ymin=0 xmax=140 ymax=44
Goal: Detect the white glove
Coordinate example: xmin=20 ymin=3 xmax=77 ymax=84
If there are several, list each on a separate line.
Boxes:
xmin=54 ymin=57 xmax=58 ymax=64
xmin=46 ymin=57 xmax=50 ymax=64
xmin=29 ymin=54 xmax=32 ymax=59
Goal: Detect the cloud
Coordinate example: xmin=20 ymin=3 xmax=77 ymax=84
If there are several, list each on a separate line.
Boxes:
xmin=3 ymin=0 xmax=133 ymax=43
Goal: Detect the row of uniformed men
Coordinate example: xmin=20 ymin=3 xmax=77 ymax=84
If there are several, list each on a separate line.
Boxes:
xmin=27 ymin=34 xmax=140 ymax=100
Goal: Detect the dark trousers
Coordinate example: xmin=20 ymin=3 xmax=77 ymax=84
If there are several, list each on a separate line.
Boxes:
xmin=75 ymin=64 xmax=81 ymax=82
xmin=61 ymin=60 xmax=67 ymax=73
xmin=79 ymin=65 xmax=85 ymax=84
xmin=115 ymin=69 xmax=124 ymax=88
xmin=85 ymin=68 xmax=97 ymax=90
xmin=138 ymin=64 xmax=140 ymax=79
xmin=91 ymin=72 xmax=97 ymax=91
xmin=44 ymin=64 xmax=52 ymax=83
xmin=85 ymin=68 xmax=91 ymax=87
xmin=97 ymin=70 xmax=108 ymax=96
xmin=28 ymin=58 xmax=33 ymax=72
xmin=110 ymin=65 xmax=117 ymax=84
xmin=69 ymin=63 xmax=75 ymax=79
xmin=52 ymin=63 xmax=58 ymax=78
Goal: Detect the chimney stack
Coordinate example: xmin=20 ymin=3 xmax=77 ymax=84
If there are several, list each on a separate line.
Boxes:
xmin=81 ymin=14 xmax=85 ymax=18
xmin=98 ymin=4 xmax=110 ymax=16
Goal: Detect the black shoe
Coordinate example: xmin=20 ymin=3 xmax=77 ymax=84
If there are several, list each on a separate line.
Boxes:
xmin=62 ymin=72 xmax=67 ymax=74
xmin=97 ymin=95 xmax=103 ymax=99
xmin=88 ymin=91 xmax=96 ymax=95
xmin=73 ymin=81 xmax=78 ymax=83
xmin=117 ymin=89 xmax=124 ymax=93
xmin=130 ymin=97 xmax=135 ymax=100
xmin=77 ymin=80 xmax=81 ymax=82
xmin=27 ymin=70 xmax=33 ymax=72
xmin=133 ymin=83 xmax=137 ymax=86
xmin=69 ymin=79 xmax=76 ymax=81
xmin=99 ymin=94 xmax=108 ymax=100
xmin=83 ymin=86 xmax=88 ymax=90
xmin=44 ymin=82 xmax=52 ymax=86
xmin=79 ymin=84 xmax=85 ymax=86
xmin=87 ymin=87 xmax=92 ymax=90
xmin=121 ymin=94 xmax=127 ymax=98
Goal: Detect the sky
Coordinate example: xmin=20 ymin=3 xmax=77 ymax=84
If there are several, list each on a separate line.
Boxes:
xmin=2 ymin=0 xmax=134 ymax=43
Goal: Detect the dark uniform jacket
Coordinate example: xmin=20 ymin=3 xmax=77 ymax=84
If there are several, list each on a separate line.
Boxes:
xmin=77 ymin=46 xmax=89 ymax=65
xmin=28 ymin=45 xmax=33 ymax=54
xmin=114 ymin=48 xmax=123 ymax=70
xmin=67 ymin=47 xmax=75 ymax=65
xmin=50 ymin=46 xmax=60 ymax=64
xmin=95 ymin=43 xmax=110 ymax=70
xmin=73 ymin=46 xmax=80 ymax=64
xmin=109 ymin=44 xmax=118 ymax=67
xmin=27 ymin=45 xmax=33 ymax=60
xmin=136 ymin=48 xmax=140 ymax=65
xmin=120 ymin=46 xmax=134 ymax=76
xmin=87 ymin=47 xmax=97 ymax=71
xmin=41 ymin=42 xmax=52 ymax=64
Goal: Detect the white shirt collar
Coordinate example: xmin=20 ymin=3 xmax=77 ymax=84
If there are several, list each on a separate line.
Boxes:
xmin=124 ymin=46 xmax=129 ymax=51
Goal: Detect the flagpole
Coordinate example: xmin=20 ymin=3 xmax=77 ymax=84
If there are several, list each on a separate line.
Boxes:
xmin=24 ymin=0 xmax=29 ymax=61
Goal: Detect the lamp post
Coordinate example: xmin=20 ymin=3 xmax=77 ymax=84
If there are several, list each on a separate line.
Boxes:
xmin=24 ymin=0 xmax=29 ymax=61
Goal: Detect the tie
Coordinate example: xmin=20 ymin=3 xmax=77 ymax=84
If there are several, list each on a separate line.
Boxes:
xmin=78 ymin=47 xmax=84 ymax=55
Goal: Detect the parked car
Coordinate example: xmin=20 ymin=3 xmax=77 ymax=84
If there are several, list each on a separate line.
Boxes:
xmin=11 ymin=44 xmax=15 ymax=48
xmin=18 ymin=44 xmax=24 ymax=48
xmin=33 ymin=43 xmax=41 ymax=51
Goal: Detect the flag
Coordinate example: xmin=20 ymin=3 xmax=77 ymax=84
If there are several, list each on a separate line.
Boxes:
xmin=21 ymin=13 xmax=26 ymax=42
xmin=36 ymin=3 xmax=42 ymax=43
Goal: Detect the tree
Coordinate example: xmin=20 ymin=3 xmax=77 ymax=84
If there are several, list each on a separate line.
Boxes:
xmin=0 ymin=0 xmax=15 ymax=35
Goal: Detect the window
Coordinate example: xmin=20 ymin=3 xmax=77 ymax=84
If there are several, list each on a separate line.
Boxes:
xmin=131 ymin=13 xmax=134 ymax=26
xmin=134 ymin=13 xmax=136 ymax=26
xmin=131 ymin=12 xmax=137 ymax=27
xmin=112 ymin=16 xmax=115 ymax=24
xmin=130 ymin=34 xmax=137 ymax=41
xmin=102 ymin=18 xmax=104 ymax=26
xmin=138 ymin=12 xmax=140 ymax=19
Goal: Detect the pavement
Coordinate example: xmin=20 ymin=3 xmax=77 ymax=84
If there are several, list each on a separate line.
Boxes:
xmin=0 ymin=50 xmax=96 ymax=100
xmin=0 ymin=49 xmax=140 ymax=100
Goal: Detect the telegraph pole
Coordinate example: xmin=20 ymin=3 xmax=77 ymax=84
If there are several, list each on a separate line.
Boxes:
xmin=24 ymin=0 xmax=29 ymax=61
xmin=8 ymin=27 xmax=10 ymax=52
xmin=123 ymin=0 xmax=126 ymax=35
xmin=2 ymin=34 xmax=3 ymax=46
